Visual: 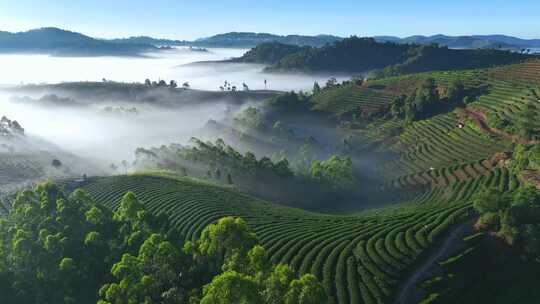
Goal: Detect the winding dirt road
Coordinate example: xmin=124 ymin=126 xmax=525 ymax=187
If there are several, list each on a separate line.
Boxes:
xmin=393 ymin=218 xmax=476 ymax=304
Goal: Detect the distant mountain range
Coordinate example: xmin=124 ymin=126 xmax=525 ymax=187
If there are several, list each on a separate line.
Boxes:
xmin=373 ymin=34 xmax=540 ymax=51
xmin=0 ymin=27 xmax=538 ymax=57
xmin=111 ymin=32 xmax=342 ymax=48
xmin=108 ymin=36 xmax=189 ymax=47
xmin=108 ymin=33 xmax=540 ymax=50
xmin=0 ymin=28 xmax=342 ymax=56
xmin=233 ymin=38 xmax=535 ymax=76
xmin=0 ymin=27 xmax=158 ymax=56
xmin=192 ymin=32 xmax=342 ymax=48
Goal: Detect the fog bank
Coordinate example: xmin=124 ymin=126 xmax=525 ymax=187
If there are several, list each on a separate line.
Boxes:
xmin=0 ymin=47 xmax=351 ymax=91
xmin=0 ymin=94 xmax=229 ymax=162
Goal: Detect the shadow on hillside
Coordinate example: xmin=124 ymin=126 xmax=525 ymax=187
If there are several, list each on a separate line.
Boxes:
xmin=419 ymin=84 xmax=491 ymax=121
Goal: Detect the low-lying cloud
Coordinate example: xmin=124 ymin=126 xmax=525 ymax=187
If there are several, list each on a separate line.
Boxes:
xmin=0 ymin=47 xmax=351 ymax=92
xmin=0 ymin=94 xmax=229 ymax=162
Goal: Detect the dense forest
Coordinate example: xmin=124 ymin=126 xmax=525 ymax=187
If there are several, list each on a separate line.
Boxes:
xmin=234 ymin=37 xmax=534 ymax=76
xmin=0 ymin=183 xmax=327 ymax=304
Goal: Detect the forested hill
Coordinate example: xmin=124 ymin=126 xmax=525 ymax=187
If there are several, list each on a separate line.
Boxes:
xmin=234 ymin=37 xmax=535 ymax=76
xmin=0 ymin=27 xmax=157 ymax=56
xmin=374 ymin=34 xmax=540 ymax=50
xmin=231 ymin=42 xmax=306 ymax=64
xmin=193 ymin=32 xmax=342 ymax=47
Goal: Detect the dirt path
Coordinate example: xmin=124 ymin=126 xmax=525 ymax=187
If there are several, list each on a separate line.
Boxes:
xmin=393 ymin=218 xmax=476 ymax=304
xmin=520 ymin=170 xmax=540 ymax=190
xmin=457 ymin=107 xmax=536 ymax=145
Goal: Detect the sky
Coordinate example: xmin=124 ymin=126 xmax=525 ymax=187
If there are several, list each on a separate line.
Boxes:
xmin=0 ymin=0 xmax=538 ymax=40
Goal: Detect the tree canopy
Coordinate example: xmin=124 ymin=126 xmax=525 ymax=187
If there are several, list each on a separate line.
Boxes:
xmin=0 ymin=183 xmax=328 ymax=304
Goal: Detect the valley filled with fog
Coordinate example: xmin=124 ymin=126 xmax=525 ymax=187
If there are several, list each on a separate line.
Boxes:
xmin=0 ymin=47 xmax=350 ymax=166
xmin=0 ymin=47 xmax=348 ymax=91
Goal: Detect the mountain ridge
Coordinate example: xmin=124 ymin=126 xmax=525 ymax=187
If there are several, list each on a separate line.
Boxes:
xmin=232 ymin=37 xmax=535 ymax=75
xmin=374 ymin=34 xmax=540 ymax=50
xmin=0 ymin=27 xmax=158 ymax=56
xmin=0 ymin=27 xmax=539 ymax=57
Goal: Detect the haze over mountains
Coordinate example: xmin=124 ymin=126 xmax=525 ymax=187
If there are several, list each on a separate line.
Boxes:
xmin=0 ymin=27 xmax=539 ymax=57
xmin=232 ymin=37 xmax=535 ymax=76
xmin=0 ymin=27 xmax=157 ymax=56
xmin=374 ymin=34 xmax=540 ymax=50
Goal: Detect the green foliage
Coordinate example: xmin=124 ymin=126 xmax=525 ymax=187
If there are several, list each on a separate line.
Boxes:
xmin=313 ymin=81 xmax=321 ymax=94
xmin=284 ymin=274 xmax=328 ymax=304
xmin=462 ymin=95 xmax=474 ymax=105
xmin=293 ymin=139 xmax=319 ymax=174
xmin=521 ymin=225 xmax=540 ymax=262
xmin=390 ymin=94 xmax=407 ymax=118
xmin=511 ymin=185 xmax=540 ymax=224
xmin=78 ymin=174 xmax=477 ymax=304
xmin=528 ymin=144 xmax=540 ymax=170
xmin=145 ymin=137 xmax=294 ymax=180
xmin=263 ymin=264 xmax=295 ymax=303
xmin=415 ymin=78 xmax=440 ymax=114
xmin=473 ymin=185 xmax=540 ymax=261
xmin=195 ymin=217 xmax=327 ymax=304
xmin=310 ymin=155 xmax=356 ymax=190
xmin=245 ymin=36 xmax=532 ymax=75
xmin=486 ymin=112 xmax=510 ymax=129
xmin=114 ymin=191 xmax=179 ymax=253
xmin=378 ymin=44 xmax=532 ymax=77
xmin=472 ymin=187 xmax=509 ymax=214
xmin=266 ymin=91 xmax=312 ymax=113
xmin=389 ymin=78 xmax=441 ymax=122
xmin=234 ymin=42 xmax=305 ymax=64
xmin=197 ymin=217 xmax=259 ymax=271
xmin=114 ymin=191 xmax=145 ymax=222
xmin=235 ymin=106 xmax=266 ymax=131
xmin=0 ymin=183 xmax=117 ymax=304
xmin=98 ymin=234 xmax=189 ymax=304
xmin=477 ymin=212 xmax=500 ymax=230
xmin=445 ymin=78 xmax=465 ymax=102
xmin=419 ymin=293 xmax=440 ymax=304
xmin=511 ymin=143 xmax=540 ymax=172
xmin=201 ymin=271 xmax=262 ymax=304
xmin=496 ymin=102 xmax=540 ymax=140
xmin=515 ymin=101 xmax=538 ymax=140
xmin=438 ymin=247 xmax=476 ymax=267
xmin=0 ymin=183 xmax=327 ymax=304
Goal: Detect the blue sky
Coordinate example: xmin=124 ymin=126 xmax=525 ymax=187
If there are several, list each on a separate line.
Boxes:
xmin=1 ymin=0 xmax=538 ymax=39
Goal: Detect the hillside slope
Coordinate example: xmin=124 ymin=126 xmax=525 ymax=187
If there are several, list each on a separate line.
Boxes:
xmin=235 ymin=37 xmax=534 ymax=76
xmin=375 ymin=34 xmax=540 ymax=50
xmin=76 ymin=172 xmax=512 ymax=304
xmin=311 ymin=60 xmax=540 ymax=192
xmin=0 ymin=27 xmax=157 ymax=56
xmin=194 ymin=32 xmax=342 ymax=48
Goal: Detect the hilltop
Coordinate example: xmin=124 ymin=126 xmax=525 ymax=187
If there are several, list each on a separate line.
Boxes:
xmin=0 ymin=116 xmax=24 ymax=137
xmin=233 ymin=37 xmax=534 ymax=76
xmin=108 ymin=35 xmax=190 ymax=46
xmin=1 ymin=27 xmax=538 ymax=57
xmin=112 ymin=32 xmax=540 ymax=50
xmin=375 ymin=34 xmax=540 ymax=51
xmin=5 ymin=81 xmax=277 ymax=106
xmin=0 ymin=27 xmax=158 ymax=56
xmin=193 ymin=32 xmax=342 ymax=47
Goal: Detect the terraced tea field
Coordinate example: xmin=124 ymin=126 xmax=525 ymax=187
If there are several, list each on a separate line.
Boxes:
xmin=354 ymin=61 xmax=540 ymax=191
xmin=77 ymin=169 xmax=517 ymax=304
xmin=2 ymin=56 xmax=537 ymax=303
xmin=70 ymin=61 xmax=540 ymax=303
xmin=312 ymin=84 xmax=394 ymax=117
xmin=378 ymin=112 xmax=512 ymax=189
